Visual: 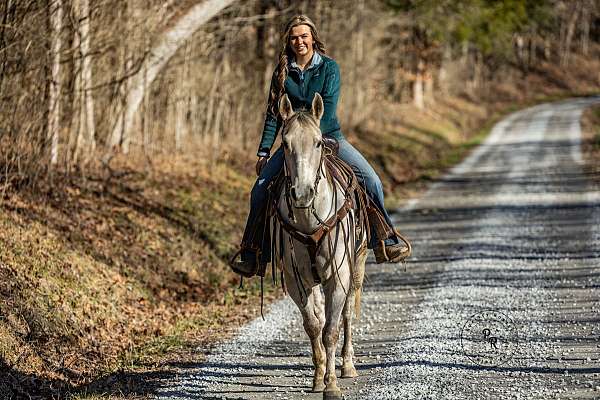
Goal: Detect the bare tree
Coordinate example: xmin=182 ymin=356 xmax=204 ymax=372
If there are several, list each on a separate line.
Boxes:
xmin=413 ymin=58 xmax=425 ymax=109
xmin=48 ymin=0 xmax=64 ymax=166
xmin=560 ymin=1 xmax=581 ymax=66
xmin=72 ymin=0 xmax=96 ymax=164
xmin=2 ymin=0 xmax=600 ymax=187
xmin=109 ymin=0 xmax=237 ymax=150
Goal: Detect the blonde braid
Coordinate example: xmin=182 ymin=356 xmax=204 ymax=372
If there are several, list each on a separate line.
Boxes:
xmin=269 ymin=51 xmax=289 ymax=117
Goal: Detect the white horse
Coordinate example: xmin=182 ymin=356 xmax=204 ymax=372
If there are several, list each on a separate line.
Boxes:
xmin=271 ymin=93 xmax=368 ymax=400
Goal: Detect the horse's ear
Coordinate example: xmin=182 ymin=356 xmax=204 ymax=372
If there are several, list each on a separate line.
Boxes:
xmin=311 ymin=93 xmax=324 ymax=122
xmin=279 ymin=94 xmax=294 ymax=121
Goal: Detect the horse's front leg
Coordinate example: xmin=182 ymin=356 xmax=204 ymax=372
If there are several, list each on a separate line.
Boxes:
xmin=283 ymin=269 xmax=326 ymax=392
xmin=341 ymin=288 xmax=358 ymax=378
xmin=308 ymin=284 xmax=326 ymax=392
xmin=321 ymin=271 xmax=350 ymax=399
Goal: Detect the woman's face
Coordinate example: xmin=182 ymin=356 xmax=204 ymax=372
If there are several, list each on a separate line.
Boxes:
xmin=289 ymin=24 xmax=314 ymax=58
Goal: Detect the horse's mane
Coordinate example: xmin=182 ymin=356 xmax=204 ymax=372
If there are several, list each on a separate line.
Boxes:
xmin=283 ymin=110 xmax=320 ymax=133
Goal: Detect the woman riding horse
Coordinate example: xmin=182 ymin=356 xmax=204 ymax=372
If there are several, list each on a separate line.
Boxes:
xmin=231 ymin=14 xmax=409 ymax=278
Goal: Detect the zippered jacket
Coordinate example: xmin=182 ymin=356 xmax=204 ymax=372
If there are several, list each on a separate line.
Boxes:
xmin=257 ymin=53 xmax=344 ymax=157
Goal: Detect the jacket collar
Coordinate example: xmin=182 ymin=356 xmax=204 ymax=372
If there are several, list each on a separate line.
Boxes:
xmin=289 ymin=51 xmax=322 ymax=72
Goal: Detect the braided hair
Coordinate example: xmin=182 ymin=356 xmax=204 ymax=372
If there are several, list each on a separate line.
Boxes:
xmin=267 ymin=15 xmax=327 ymax=117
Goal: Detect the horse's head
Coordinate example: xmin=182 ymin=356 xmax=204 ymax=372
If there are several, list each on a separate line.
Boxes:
xmin=279 ymin=93 xmax=325 ymax=209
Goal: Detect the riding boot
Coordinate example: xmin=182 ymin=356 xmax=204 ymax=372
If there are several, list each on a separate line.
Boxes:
xmin=230 ymin=246 xmax=266 ymax=278
xmin=230 ymin=203 xmax=270 ymax=278
xmin=366 ymin=205 xmax=411 ymax=263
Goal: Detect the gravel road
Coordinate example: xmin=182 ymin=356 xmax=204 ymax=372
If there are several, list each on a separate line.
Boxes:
xmin=156 ymin=98 xmax=600 ymax=399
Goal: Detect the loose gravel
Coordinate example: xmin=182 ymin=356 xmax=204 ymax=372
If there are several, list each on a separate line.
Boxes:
xmin=155 ymin=97 xmax=600 ymax=400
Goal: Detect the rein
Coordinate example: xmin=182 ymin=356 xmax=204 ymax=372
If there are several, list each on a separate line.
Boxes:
xmin=282 ymin=141 xmax=325 ymax=223
xmin=274 ymin=142 xmax=361 ymax=286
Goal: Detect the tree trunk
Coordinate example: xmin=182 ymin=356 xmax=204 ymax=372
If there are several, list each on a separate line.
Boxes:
xmin=255 ymin=0 xmax=267 ymax=60
xmin=80 ymin=0 xmax=95 ymax=155
xmin=544 ymin=38 xmax=551 ymax=60
xmin=580 ymin=0 xmax=591 ymax=55
xmin=473 ymin=51 xmax=482 ymax=91
xmin=413 ymin=77 xmax=424 ymax=109
xmin=262 ymin=7 xmax=277 ymax=95
xmin=203 ymin=59 xmax=222 ymax=143
xmin=48 ymin=0 xmax=63 ymax=167
xmin=69 ymin=6 xmax=82 ymax=166
xmin=109 ymin=0 xmax=237 ymax=150
xmin=210 ymin=97 xmax=225 ymax=166
xmin=424 ymin=71 xmax=434 ymax=105
xmin=349 ymin=0 xmax=365 ymax=126
xmin=461 ymin=41 xmax=469 ymax=66
xmin=413 ymin=59 xmax=424 ymax=109
xmin=514 ymin=34 xmax=526 ymax=71
xmin=528 ymin=35 xmax=536 ymax=68
xmin=72 ymin=0 xmax=95 ymax=164
xmin=438 ymin=44 xmax=451 ymax=94
xmin=140 ymin=41 xmax=150 ymax=156
xmin=560 ymin=3 xmax=580 ymax=67
xmin=112 ymin=0 xmax=132 ymax=153
xmin=175 ymin=41 xmax=191 ymax=152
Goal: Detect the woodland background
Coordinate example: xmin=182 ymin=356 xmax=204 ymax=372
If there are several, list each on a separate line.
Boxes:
xmin=1 ymin=0 xmax=600 ymax=398
xmin=2 ymin=0 xmax=598 ymax=184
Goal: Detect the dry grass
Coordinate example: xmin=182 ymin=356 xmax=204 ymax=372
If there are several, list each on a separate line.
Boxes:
xmin=0 ymin=152 xmax=278 ymax=399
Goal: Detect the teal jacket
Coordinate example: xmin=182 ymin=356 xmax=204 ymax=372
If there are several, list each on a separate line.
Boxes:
xmin=257 ymin=52 xmax=345 ymax=157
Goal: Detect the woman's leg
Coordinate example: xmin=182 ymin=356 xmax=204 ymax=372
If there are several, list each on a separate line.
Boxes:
xmin=240 ymin=146 xmax=284 ymax=263
xmin=336 ymin=139 xmax=397 ymax=248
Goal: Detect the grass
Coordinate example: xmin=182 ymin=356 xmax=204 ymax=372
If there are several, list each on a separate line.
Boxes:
xmin=0 ymin=156 xmax=278 ymax=398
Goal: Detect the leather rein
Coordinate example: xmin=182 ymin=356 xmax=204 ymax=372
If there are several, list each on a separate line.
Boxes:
xmin=273 ymin=140 xmax=357 ymax=283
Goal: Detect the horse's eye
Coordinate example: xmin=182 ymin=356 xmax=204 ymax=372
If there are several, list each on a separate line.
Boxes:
xmin=316 ymin=141 xmax=322 ymax=148
xmin=284 ymin=141 xmax=290 ymax=150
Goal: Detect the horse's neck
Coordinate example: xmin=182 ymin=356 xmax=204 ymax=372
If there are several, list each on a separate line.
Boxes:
xmin=282 ymin=168 xmax=345 ymax=232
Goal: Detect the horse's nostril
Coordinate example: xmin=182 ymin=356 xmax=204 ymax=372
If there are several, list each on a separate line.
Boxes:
xmin=309 ymin=187 xmax=315 ymax=198
xmin=290 ymin=187 xmax=298 ymax=201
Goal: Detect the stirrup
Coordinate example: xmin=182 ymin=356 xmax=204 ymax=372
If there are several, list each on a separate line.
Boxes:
xmin=374 ymin=228 xmax=412 ymax=264
xmin=229 ymin=247 xmax=265 ymax=278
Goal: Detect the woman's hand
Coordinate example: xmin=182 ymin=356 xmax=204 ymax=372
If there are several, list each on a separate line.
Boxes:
xmin=255 ymin=156 xmax=268 ymax=176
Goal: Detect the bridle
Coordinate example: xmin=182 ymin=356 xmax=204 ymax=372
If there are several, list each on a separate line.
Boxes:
xmin=282 ymin=136 xmax=329 ymax=223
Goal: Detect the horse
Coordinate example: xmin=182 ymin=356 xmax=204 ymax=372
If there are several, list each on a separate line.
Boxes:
xmin=270 ymin=93 xmax=369 ymax=400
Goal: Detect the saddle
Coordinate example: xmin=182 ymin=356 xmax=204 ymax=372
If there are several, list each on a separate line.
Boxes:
xmin=236 ymin=138 xmax=406 ymax=279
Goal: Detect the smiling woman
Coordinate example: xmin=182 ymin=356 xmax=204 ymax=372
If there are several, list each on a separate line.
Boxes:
xmin=230 ymin=14 xmax=411 ymax=279
xmin=289 ymin=25 xmax=314 ymax=62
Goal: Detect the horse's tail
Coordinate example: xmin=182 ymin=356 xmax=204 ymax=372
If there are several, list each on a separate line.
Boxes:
xmin=353 ymin=240 xmax=368 ymax=319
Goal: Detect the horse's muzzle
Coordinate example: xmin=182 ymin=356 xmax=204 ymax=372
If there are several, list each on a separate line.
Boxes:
xmin=290 ymin=185 xmax=316 ymax=209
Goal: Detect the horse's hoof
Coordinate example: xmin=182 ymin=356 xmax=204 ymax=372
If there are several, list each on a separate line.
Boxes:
xmin=341 ymin=366 xmax=358 ymax=378
xmin=312 ymin=381 xmax=326 ymax=392
xmin=323 ymin=389 xmax=344 ymax=400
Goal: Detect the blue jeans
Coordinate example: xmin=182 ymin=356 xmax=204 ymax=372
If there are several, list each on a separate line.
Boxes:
xmin=241 ymin=139 xmax=396 ymax=262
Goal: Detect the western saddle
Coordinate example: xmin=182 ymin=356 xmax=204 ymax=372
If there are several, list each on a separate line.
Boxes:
xmin=230 ymin=138 xmax=411 ymax=279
